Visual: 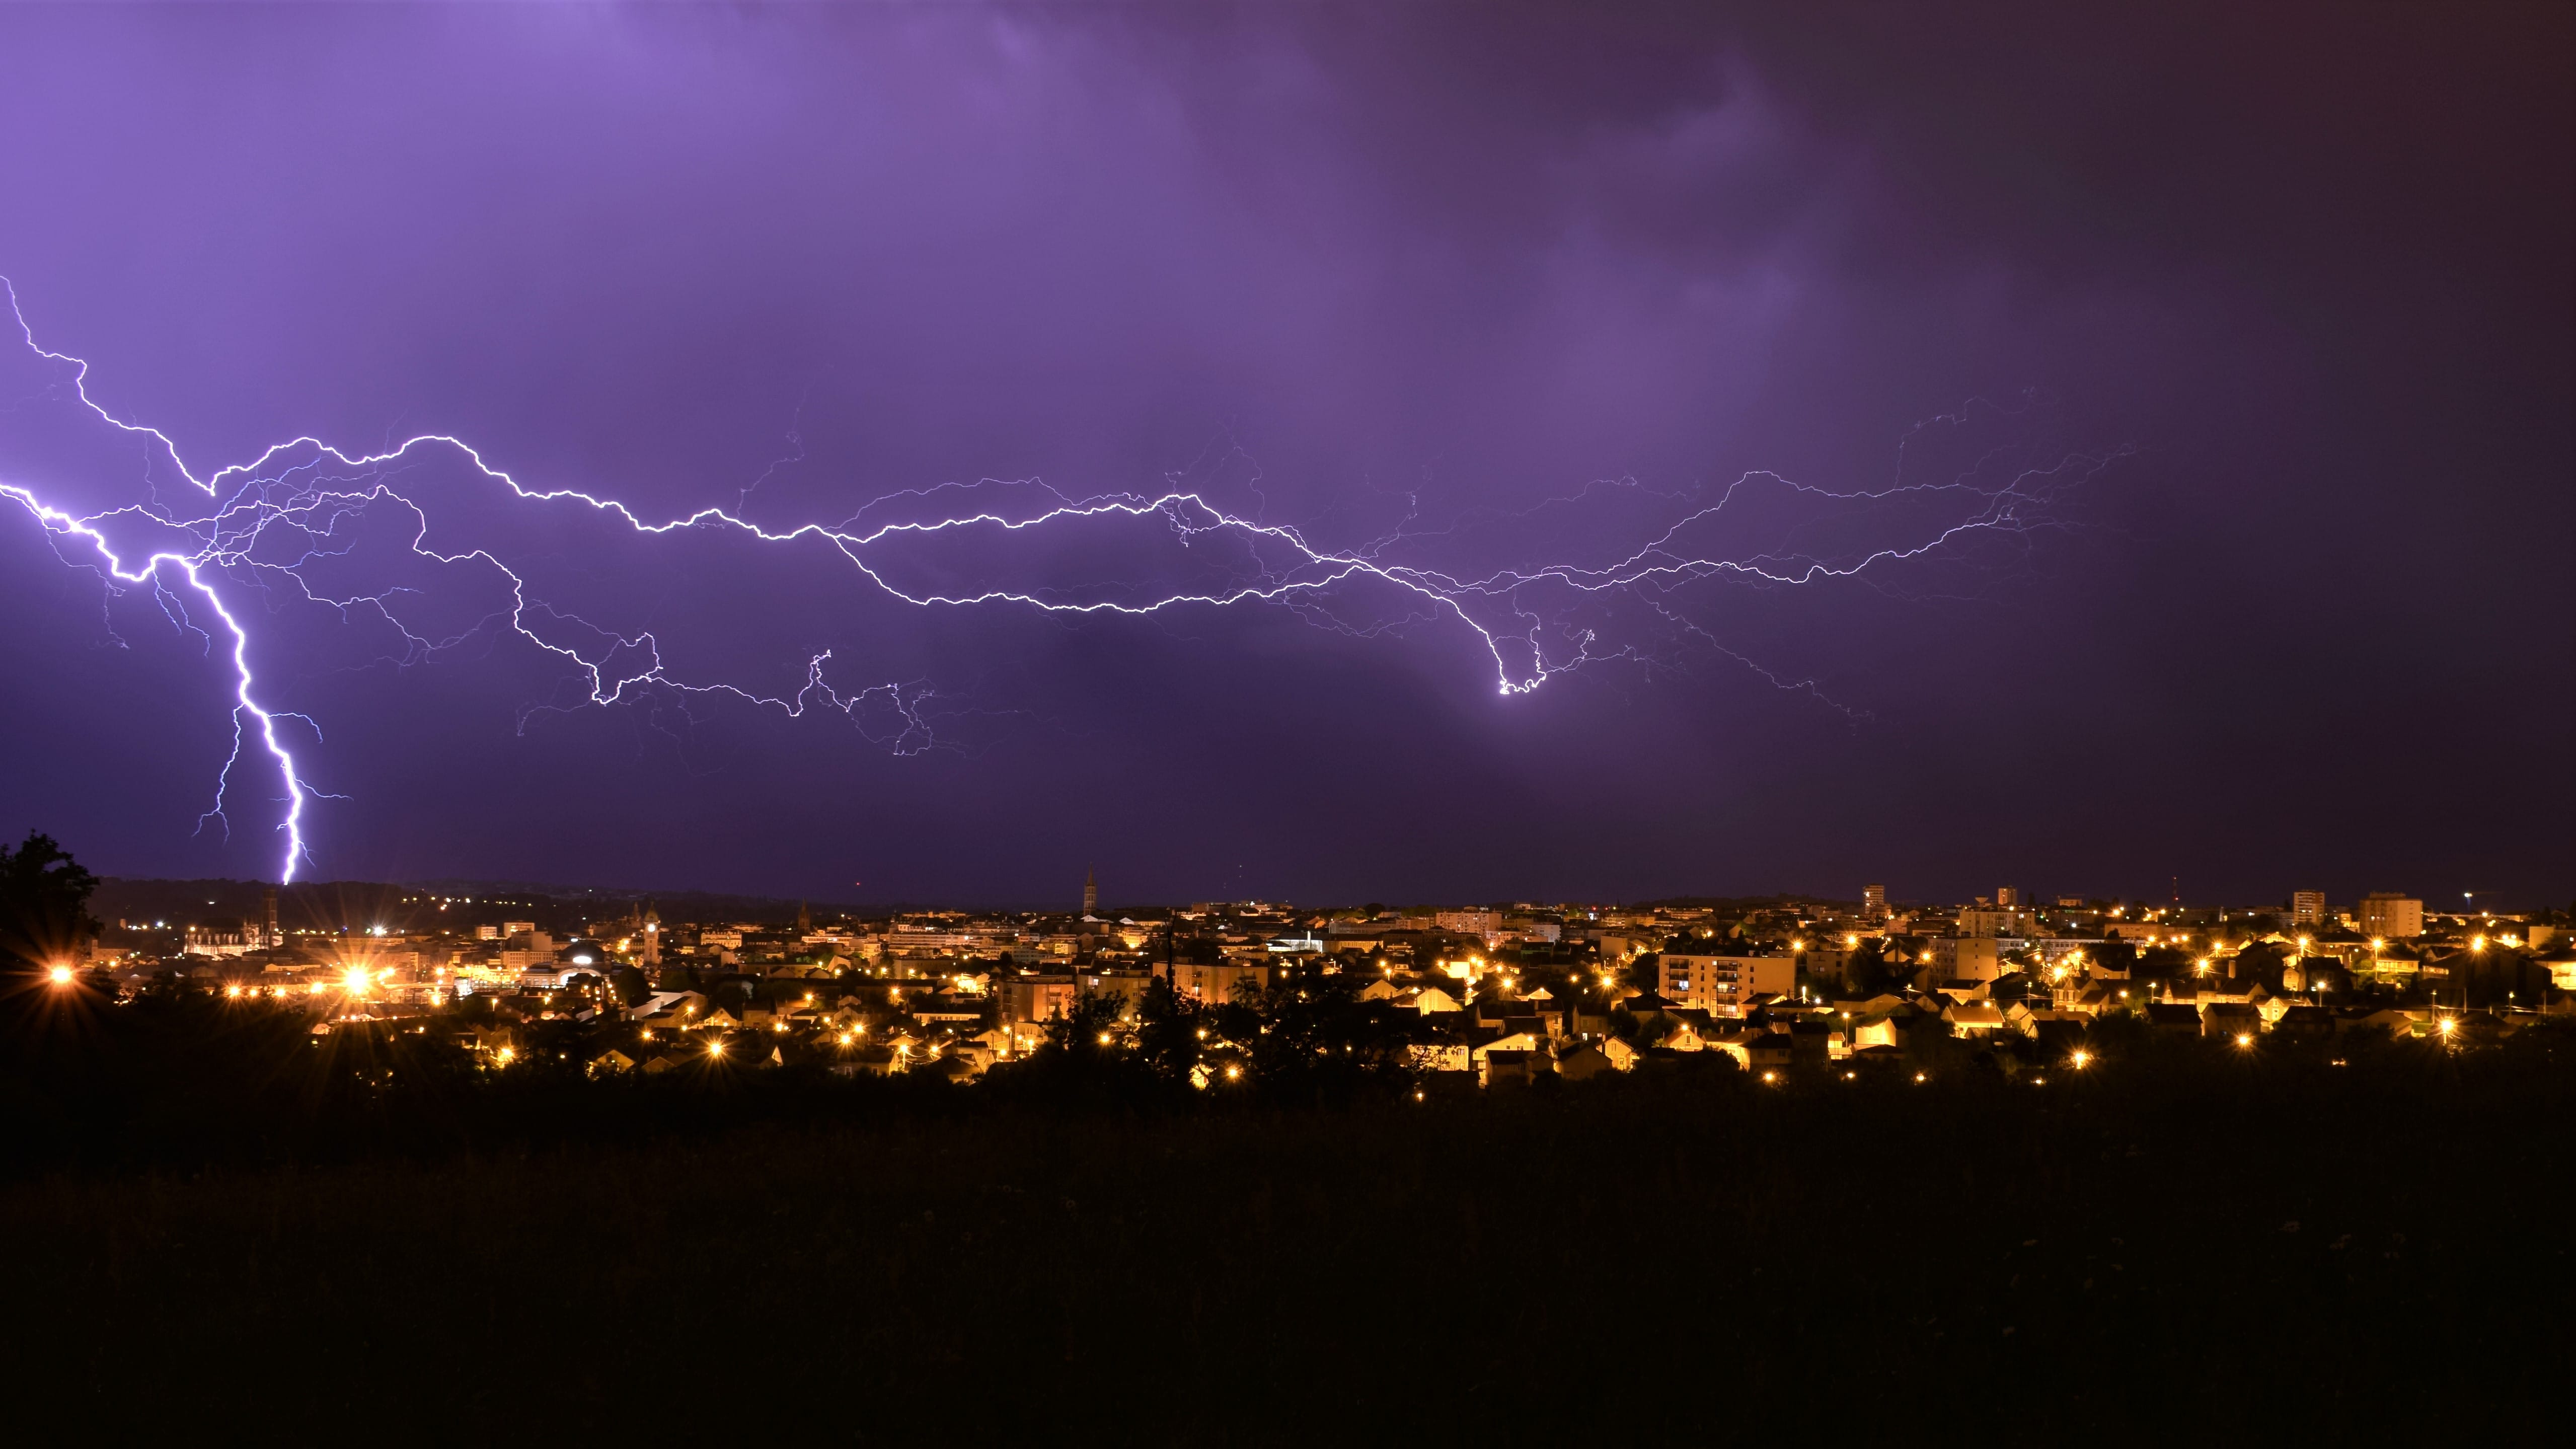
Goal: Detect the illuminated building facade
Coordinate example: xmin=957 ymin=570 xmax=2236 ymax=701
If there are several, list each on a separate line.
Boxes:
xmin=1657 ymin=952 xmax=1794 ymax=1016
xmin=2356 ymin=893 xmax=2423 ymax=940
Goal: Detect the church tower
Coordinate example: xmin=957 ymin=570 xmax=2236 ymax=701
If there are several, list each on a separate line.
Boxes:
xmin=639 ymin=905 xmax=661 ymax=968
xmin=1083 ymin=868 xmax=1097 ymax=918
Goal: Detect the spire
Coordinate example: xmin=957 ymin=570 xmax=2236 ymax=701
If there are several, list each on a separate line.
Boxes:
xmin=1083 ymin=866 xmax=1098 ymax=918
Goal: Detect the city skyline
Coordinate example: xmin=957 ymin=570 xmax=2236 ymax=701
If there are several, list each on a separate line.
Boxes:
xmin=0 ymin=9 xmax=2565 ymax=1434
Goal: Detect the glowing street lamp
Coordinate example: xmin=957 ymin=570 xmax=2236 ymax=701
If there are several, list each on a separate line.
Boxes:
xmin=46 ymin=964 xmax=73 ymax=987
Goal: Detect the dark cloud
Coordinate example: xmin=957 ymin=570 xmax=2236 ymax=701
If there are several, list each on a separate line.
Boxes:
xmin=0 ymin=3 xmax=2566 ymax=906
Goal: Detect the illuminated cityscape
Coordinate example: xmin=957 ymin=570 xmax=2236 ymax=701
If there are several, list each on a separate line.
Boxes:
xmin=51 ymin=878 xmax=2576 ymax=1083
xmin=0 ymin=2 xmax=2567 ymax=1439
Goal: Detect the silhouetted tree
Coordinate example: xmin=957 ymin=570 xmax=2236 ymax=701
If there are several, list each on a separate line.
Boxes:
xmin=0 ymin=831 xmax=99 ymax=979
xmin=1846 ymin=940 xmax=1902 ymax=996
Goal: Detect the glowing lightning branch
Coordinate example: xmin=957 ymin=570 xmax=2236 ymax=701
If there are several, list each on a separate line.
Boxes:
xmin=0 ymin=276 xmax=2120 ymax=881
xmin=0 ymin=483 xmax=323 ymax=878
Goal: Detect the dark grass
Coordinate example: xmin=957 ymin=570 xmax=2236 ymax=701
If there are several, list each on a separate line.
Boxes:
xmin=3 ymin=1039 xmax=2568 ymax=1443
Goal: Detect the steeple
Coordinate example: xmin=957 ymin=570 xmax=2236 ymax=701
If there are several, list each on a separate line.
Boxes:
xmin=1083 ymin=867 xmax=1098 ymax=919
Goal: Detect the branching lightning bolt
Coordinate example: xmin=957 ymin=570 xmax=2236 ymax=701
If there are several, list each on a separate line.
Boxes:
xmin=0 ymin=277 xmax=2122 ymax=882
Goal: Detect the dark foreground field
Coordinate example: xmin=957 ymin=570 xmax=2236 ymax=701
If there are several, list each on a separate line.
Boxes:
xmin=4 ymin=1049 xmax=2568 ymax=1444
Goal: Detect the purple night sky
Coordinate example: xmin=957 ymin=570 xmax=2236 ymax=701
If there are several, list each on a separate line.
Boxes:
xmin=0 ymin=3 xmax=2567 ymax=909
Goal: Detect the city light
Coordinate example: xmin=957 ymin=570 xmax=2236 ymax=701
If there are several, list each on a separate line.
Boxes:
xmin=2071 ymin=1050 xmax=2091 ymax=1070
xmin=46 ymin=964 xmax=72 ymax=986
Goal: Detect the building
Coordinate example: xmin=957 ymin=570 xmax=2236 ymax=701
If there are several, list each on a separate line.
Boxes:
xmin=182 ymin=925 xmax=256 ymax=958
xmin=1172 ymin=958 xmax=1269 ymax=1007
xmin=1082 ymin=869 xmax=1098 ymax=918
xmin=2291 ymin=891 xmax=2325 ymax=928
xmin=1928 ymin=936 xmax=2010 ymax=983
xmin=999 ymin=973 xmax=1080 ymax=1052
xmin=1434 ymin=909 xmax=1502 ymax=941
xmin=882 ymin=928 xmax=980 ymax=955
xmin=1955 ymin=907 xmax=2037 ymax=938
xmin=2356 ymin=893 xmax=2423 ymax=940
xmin=1862 ymin=883 xmax=1887 ymax=920
xmin=640 ymin=906 xmax=660 ymax=967
xmin=1995 ymin=886 xmax=2020 ymax=908
xmin=1656 ymin=953 xmax=1794 ymax=1016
